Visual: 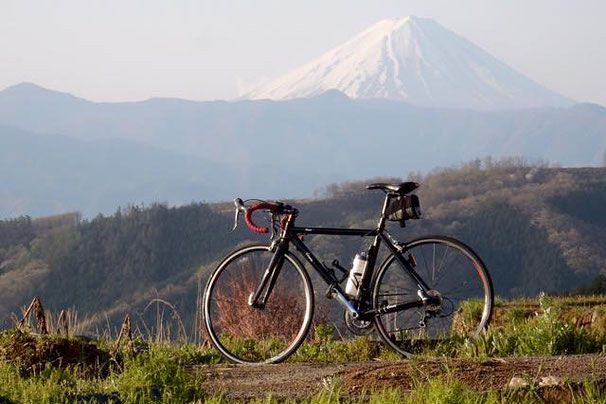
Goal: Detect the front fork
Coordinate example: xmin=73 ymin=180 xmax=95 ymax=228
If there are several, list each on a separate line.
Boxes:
xmin=248 ymin=239 xmax=289 ymax=309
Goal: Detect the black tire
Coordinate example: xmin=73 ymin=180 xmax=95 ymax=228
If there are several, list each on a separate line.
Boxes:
xmin=373 ymin=235 xmax=493 ymax=357
xmin=203 ymin=244 xmax=314 ymax=364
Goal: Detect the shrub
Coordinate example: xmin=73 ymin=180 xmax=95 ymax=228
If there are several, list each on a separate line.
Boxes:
xmin=0 ymin=329 xmax=110 ymax=377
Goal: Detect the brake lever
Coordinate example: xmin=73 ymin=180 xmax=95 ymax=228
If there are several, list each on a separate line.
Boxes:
xmin=232 ymin=198 xmax=246 ymax=231
xmin=232 ymin=209 xmax=240 ymax=231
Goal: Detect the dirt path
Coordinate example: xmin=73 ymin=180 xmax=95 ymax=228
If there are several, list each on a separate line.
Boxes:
xmin=195 ymin=354 xmax=606 ymax=400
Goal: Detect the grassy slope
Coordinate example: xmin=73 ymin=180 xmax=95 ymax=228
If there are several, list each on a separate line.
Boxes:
xmin=2 ymin=295 xmax=606 ymax=402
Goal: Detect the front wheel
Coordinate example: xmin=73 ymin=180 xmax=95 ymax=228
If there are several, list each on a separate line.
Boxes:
xmin=203 ymin=244 xmax=314 ymax=364
xmin=373 ymin=235 xmax=493 ymax=357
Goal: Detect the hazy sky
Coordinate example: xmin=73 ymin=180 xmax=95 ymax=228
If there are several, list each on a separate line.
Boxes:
xmin=1 ymin=0 xmax=605 ymax=105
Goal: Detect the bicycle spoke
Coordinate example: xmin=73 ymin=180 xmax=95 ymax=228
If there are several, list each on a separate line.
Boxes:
xmin=433 ymin=246 xmax=461 ymax=287
xmin=419 ymin=245 xmax=431 ymax=286
xmin=432 ymin=253 xmax=465 ymax=287
xmin=433 ymin=246 xmax=456 ymax=286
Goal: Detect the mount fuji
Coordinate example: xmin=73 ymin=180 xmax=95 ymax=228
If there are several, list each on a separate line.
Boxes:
xmin=244 ymin=16 xmax=573 ymax=110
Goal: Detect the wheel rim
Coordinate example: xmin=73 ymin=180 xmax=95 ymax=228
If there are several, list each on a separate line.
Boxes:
xmin=204 ymin=245 xmax=313 ymax=364
xmin=374 ymin=237 xmax=492 ymax=356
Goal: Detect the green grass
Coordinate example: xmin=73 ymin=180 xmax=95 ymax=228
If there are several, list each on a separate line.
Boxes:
xmin=0 ymin=339 xmax=207 ymax=403
xmin=453 ymin=293 xmax=606 ymax=358
xmin=1 ymin=342 xmax=606 ymax=403
xmin=0 ymin=362 xmax=117 ymax=403
xmin=2 ymin=294 xmax=606 ymax=402
xmin=117 ymin=345 xmax=203 ymax=402
xmin=289 ymin=293 xmax=606 ymax=361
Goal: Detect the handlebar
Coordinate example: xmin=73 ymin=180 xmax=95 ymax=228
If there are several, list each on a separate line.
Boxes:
xmin=245 ymin=202 xmax=279 ymax=234
xmin=233 ymin=198 xmax=290 ymax=234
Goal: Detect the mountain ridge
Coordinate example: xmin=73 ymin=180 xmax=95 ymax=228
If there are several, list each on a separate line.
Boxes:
xmin=0 ymin=124 xmax=237 ymax=218
xmin=1 ymin=83 xmax=605 ymax=218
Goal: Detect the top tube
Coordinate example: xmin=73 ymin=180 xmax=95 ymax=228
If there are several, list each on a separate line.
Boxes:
xmin=289 ymin=226 xmax=378 ymax=236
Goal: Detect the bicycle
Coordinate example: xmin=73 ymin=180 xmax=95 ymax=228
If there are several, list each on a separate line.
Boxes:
xmin=203 ymin=182 xmax=493 ymax=364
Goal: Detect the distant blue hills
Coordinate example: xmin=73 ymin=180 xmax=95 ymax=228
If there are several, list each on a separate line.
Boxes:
xmin=1 ymin=82 xmax=605 ymax=218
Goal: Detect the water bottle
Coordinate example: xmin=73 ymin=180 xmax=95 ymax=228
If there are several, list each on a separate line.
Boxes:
xmin=345 ymin=253 xmax=367 ymax=298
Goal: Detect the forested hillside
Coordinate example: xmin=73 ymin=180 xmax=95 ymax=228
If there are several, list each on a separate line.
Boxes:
xmin=1 ymin=162 xmax=605 ymax=334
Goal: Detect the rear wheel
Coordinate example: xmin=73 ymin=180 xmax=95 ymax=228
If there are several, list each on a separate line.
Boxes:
xmin=373 ymin=235 xmax=493 ymax=357
xmin=203 ymin=244 xmax=314 ymax=364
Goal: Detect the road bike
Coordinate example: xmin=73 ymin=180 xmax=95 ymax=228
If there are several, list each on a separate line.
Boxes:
xmin=203 ymin=182 xmax=493 ymax=364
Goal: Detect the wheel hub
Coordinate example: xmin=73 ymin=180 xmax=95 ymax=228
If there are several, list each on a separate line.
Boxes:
xmin=425 ymin=289 xmax=443 ymax=314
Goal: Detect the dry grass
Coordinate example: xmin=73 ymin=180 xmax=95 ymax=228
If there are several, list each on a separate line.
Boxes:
xmin=213 ymin=270 xmax=305 ymax=341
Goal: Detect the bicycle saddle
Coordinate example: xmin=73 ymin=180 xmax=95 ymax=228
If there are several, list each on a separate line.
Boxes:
xmin=366 ymin=181 xmax=419 ymax=195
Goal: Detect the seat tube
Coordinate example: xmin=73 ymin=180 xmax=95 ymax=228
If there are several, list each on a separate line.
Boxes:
xmin=360 ymin=195 xmax=391 ymax=294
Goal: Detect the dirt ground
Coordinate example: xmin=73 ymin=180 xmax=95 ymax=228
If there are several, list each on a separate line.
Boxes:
xmin=195 ymin=354 xmax=606 ymax=400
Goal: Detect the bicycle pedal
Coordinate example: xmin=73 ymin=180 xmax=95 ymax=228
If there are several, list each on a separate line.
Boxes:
xmin=325 ymin=285 xmax=336 ymax=299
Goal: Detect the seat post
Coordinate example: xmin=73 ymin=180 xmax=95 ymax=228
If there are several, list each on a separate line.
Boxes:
xmin=380 ymin=193 xmax=393 ymax=218
xmin=375 ymin=193 xmax=393 ymax=233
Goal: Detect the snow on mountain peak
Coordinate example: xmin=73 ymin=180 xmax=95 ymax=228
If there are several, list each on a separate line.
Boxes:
xmin=243 ymin=16 xmax=573 ymax=110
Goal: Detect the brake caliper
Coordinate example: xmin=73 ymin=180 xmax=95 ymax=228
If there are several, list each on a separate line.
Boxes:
xmin=407 ymin=253 xmax=417 ymax=268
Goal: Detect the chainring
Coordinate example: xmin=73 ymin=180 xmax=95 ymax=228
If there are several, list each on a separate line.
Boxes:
xmin=343 ymin=310 xmax=374 ymax=335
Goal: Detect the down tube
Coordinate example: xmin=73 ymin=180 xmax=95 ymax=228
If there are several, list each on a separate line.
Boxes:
xmin=289 ymin=237 xmax=338 ymax=285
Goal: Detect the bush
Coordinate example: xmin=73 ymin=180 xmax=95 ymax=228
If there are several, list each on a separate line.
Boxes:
xmin=0 ymin=329 xmax=110 ymax=377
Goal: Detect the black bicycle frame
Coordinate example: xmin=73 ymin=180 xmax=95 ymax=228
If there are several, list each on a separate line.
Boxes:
xmin=249 ymin=222 xmax=436 ymax=320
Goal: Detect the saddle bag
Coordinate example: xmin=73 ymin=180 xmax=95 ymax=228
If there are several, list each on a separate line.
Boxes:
xmin=385 ymin=194 xmax=421 ymax=221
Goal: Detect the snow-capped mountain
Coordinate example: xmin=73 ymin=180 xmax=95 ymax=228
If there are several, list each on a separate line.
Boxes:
xmin=244 ymin=16 xmax=573 ymax=110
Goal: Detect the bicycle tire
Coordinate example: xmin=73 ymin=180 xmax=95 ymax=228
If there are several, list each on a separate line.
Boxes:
xmin=203 ymin=243 xmax=314 ymax=364
xmin=372 ymin=235 xmax=493 ymax=357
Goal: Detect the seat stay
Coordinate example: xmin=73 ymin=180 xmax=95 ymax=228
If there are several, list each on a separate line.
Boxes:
xmin=381 ymin=233 xmax=432 ymax=293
